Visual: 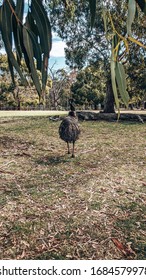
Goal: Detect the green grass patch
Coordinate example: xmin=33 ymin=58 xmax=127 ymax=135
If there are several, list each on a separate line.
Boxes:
xmin=0 ymin=115 xmax=146 ymax=259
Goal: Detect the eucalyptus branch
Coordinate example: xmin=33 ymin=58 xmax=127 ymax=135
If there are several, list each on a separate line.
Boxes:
xmin=7 ymin=0 xmax=22 ymax=25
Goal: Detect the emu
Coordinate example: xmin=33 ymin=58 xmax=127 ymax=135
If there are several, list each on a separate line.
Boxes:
xmin=59 ymin=100 xmax=80 ymax=158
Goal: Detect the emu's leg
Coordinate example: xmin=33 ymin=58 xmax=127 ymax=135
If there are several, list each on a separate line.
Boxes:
xmin=72 ymin=141 xmax=75 ymax=158
xmin=67 ymin=142 xmax=70 ymax=154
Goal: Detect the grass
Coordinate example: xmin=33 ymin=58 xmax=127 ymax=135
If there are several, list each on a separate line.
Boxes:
xmin=0 ymin=114 xmax=146 ymax=260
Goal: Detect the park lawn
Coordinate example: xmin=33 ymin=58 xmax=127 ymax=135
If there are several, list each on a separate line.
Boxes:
xmin=0 ymin=115 xmax=146 ymax=260
xmin=0 ymin=110 xmax=67 ymax=118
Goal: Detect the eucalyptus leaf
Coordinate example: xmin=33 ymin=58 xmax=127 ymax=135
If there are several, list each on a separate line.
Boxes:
xmin=12 ymin=18 xmax=23 ymax=64
xmin=31 ymin=0 xmax=52 ymax=93
xmin=127 ymin=0 xmax=136 ymax=36
xmin=89 ymin=0 xmax=96 ymax=28
xmin=15 ymin=0 xmax=24 ymax=22
xmin=25 ymin=14 xmax=42 ymax=71
xmin=115 ymin=62 xmax=130 ymax=107
xmin=110 ymin=39 xmax=120 ymax=112
xmin=135 ymin=0 xmax=146 ymax=15
xmin=31 ymin=0 xmax=52 ymax=55
xmin=0 ymin=2 xmax=27 ymax=86
xmin=23 ymin=27 xmax=42 ymax=97
xmin=102 ymin=8 xmax=107 ymax=34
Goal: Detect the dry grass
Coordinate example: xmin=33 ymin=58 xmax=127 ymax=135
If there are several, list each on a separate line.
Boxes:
xmin=0 ymin=116 xmax=146 ymax=260
xmin=0 ymin=110 xmax=67 ymax=118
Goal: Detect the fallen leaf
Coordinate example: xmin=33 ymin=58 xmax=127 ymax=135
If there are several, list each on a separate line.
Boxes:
xmin=111 ymin=238 xmax=136 ymax=257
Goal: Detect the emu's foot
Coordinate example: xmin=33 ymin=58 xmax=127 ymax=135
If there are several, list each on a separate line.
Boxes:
xmin=68 ymin=151 xmax=71 ymax=154
xmin=71 ymin=154 xmax=75 ymax=158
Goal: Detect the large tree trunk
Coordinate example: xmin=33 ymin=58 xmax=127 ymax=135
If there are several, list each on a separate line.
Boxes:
xmin=103 ymin=79 xmax=115 ymax=113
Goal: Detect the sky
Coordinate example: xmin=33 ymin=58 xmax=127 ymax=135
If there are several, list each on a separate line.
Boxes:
xmin=49 ymin=34 xmax=67 ymax=71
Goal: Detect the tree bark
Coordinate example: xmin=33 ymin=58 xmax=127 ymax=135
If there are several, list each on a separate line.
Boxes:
xmin=77 ymin=111 xmax=146 ymax=123
xmin=103 ymin=79 xmax=115 ymax=113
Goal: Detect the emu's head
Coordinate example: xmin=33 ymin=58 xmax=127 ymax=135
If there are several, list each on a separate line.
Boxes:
xmin=68 ymin=111 xmax=76 ymax=117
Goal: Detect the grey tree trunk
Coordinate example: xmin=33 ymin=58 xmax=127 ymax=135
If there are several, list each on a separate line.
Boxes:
xmin=103 ymin=79 xmax=115 ymax=113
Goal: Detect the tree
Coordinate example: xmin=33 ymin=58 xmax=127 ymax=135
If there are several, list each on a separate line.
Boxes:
xmin=71 ymin=66 xmax=105 ymax=109
xmin=49 ymin=67 xmax=71 ymax=110
xmin=126 ymin=45 xmax=146 ymax=108
xmin=0 ymin=53 xmax=40 ymax=109
xmin=90 ymin=0 xmax=146 ymax=111
xmin=47 ymin=0 xmax=146 ymax=112
xmin=0 ymin=0 xmax=146 ymax=110
xmin=47 ymin=0 xmax=115 ymax=112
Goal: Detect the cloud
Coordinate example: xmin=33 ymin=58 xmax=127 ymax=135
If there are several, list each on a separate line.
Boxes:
xmin=0 ymin=38 xmax=66 ymax=59
xmin=0 ymin=48 xmax=5 ymax=54
xmin=50 ymin=40 xmax=66 ymax=58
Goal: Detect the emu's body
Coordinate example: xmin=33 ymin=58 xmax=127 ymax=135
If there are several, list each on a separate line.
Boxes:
xmin=59 ymin=111 xmax=80 ymax=157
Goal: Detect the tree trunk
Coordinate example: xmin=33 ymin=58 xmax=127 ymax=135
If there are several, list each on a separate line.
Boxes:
xmin=13 ymin=87 xmax=21 ymax=110
xmin=77 ymin=111 xmax=146 ymax=123
xmin=39 ymin=90 xmax=46 ymax=110
xmin=17 ymin=99 xmax=21 ymax=110
xmin=103 ymin=79 xmax=115 ymax=113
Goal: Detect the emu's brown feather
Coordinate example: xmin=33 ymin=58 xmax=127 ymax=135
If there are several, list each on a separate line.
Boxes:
xmin=59 ymin=113 xmax=80 ymax=157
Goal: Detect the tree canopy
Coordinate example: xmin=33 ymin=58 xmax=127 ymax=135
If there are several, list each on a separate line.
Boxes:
xmin=71 ymin=66 xmax=105 ymax=109
xmin=0 ymin=0 xmax=146 ymax=109
xmin=47 ymin=0 xmax=146 ymax=111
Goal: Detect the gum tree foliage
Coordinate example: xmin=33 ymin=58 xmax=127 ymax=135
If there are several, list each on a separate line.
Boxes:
xmin=71 ymin=66 xmax=105 ymax=109
xmin=89 ymin=0 xmax=146 ymax=111
xmin=0 ymin=0 xmax=52 ymax=106
xmin=0 ymin=0 xmax=146 ymax=108
xmin=126 ymin=44 xmax=146 ymax=107
xmin=0 ymin=54 xmax=40 ymax=109
xmin=47 ymin=0 xmax=146 ymax=112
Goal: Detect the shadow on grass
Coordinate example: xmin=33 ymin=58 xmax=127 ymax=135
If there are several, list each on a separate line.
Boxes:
xmin=34 ymin=252 xmax=67 ymax=260
xmin=35 ymin=155 xmax=72 ymax=165
xmin=120 ymin=121 xmax=141 ymax=126
xmin=114 ymin=201 xmax=146 ymax=259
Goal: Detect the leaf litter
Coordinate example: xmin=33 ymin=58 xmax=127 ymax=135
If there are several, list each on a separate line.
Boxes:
xmin=0 ymin=117 xmax=146 ymax=259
